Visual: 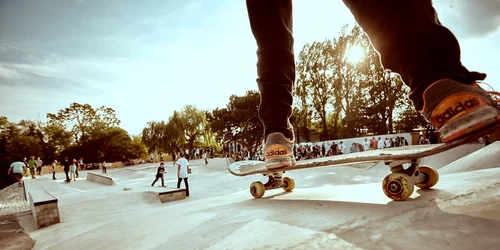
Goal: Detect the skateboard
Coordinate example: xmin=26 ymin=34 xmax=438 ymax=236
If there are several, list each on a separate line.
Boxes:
xmin=229 ymin=123 xmax=500 ymax=201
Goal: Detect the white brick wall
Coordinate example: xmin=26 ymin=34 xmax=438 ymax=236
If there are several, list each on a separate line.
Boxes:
xmin=29 ymin=192 xmax=60 ymax=229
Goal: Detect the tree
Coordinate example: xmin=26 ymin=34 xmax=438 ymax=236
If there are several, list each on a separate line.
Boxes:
xmin=294 ymin=24 xmax=412 ymax=139
xmin=295 ymin=40 xmax=338 ymax=140
xmin=0 ymin=118 xmax=44 ymax=162
xmin=42 ymin=123 xmax=72 ymax=156
xmin=208 ymin=91 xmax=263 ymax=153
xmin=130 ymin=135 xmax=148 ymax=159
xmin=62 ymin=127 xmax=140 ymax=162
xmin=46 ymin=103 xmax=120 ymax=145
xmin=177 ymin=105 xmax=208 ymax=149
xmin=362 ymin=74 xmax=407 ymax=134
xmin=290 ymin=106 xmax=312 ymax=142
xmin=394 ymin=100 xmax=429 ymax=133
xmin=141 ymin=120 xmax=167 ymax=153
xmin=207 ymin=108 xmax=231 ymax=143
xmin=140 ymin=106 xmax=208 ymax=155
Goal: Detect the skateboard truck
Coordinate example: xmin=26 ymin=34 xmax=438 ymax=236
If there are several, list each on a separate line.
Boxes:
xmin=382 ymin=158 xmax=439 ymax=201
xmin=249 ymin=171 xmax=295 ymax=198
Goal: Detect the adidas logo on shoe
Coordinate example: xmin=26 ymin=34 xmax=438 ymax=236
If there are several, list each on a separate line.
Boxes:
xmin=266 ymin=150 xmax=289 ymax=157
xmin=436 ymin=97 xmax=482 ymax=124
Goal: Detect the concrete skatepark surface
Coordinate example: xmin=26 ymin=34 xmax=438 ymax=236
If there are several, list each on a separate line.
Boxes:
xmin=14 ymin=142 xmax=500 ymax=249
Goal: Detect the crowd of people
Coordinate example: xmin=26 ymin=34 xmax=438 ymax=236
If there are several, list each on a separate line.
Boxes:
xmin=293 ymin=136 xmax=410 ymax=160
xmin=6 ymin=156 xmax=84 ymax=186
xmin=150 ymin=147 xmax=214 ymax=165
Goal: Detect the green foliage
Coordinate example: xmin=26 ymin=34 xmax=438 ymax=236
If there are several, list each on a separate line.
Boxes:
xmin=1 ymin=103 xmax=147 ymax=170
xmin=293 ymin=24 xmax=426 ymax=140
xmin=141 ymin=105 xmax=210 ymax=154
xmin=206 ymin=91 xmax=263 ymax=152
xmin=393 ymin=100 xmax=429 ymax=133
xmin=46 ymin=102 xmax=120 ymax=145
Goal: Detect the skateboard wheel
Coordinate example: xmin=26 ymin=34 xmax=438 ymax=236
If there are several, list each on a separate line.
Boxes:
xmin=282 ymin=177 xmax=295 ymax=192
xmin=250 ymin=181 xmax=265 ymax=198
xmin=382 ymin=173 xmax=414 ymax=201
xmin=415 ymin=166 xmax=439 ymax=189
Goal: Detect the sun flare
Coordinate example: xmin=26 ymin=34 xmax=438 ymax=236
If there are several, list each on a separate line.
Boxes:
xmin=344 ymin=45 xmax=365 ymax=64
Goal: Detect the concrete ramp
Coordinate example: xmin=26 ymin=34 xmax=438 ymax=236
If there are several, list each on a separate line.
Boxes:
xmin=103 ymin=169 xmax=152 ymax=184
xmin=440 ymin=141 xmax=500 ymax=174
xmin=421 ymin=143 xmax=484 ymax=169
xmin=126 ymin=187 xmax=187 ymax=204
xmin=190 ymin=157 xmax=231 ymax=173
xmin=86 ymin=172 xmax=114 ymax=185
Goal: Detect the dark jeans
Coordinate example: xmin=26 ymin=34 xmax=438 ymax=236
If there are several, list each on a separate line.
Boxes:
xmin=152 ymin=174 xmax=165 ymax=186
xmin=246 ymin=0 xmax=485 ymax=139
xmin=177 ymin=178 xmax=189 ymax=196
xmin=52 ymin=171 xmax=56 ymax=180
xmin=64 ymin=167 xmax=70 ymax=181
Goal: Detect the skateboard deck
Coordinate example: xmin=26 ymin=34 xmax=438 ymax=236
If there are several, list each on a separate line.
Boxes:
xmin=229 ymin=123 xmax=500 ymax=201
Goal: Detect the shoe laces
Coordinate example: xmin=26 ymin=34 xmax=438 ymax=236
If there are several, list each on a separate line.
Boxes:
xmin=477 ymin=81 xmax=500 ymax=106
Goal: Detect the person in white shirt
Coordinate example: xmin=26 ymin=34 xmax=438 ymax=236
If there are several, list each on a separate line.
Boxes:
xmin=362 ymin=138 xmax=370 ymax=151
xmin=377 ymin=137 xmax=384 ymax=149
xmin=176 ymin=154 xmax=190 ymax=197
xmin=8 ymin=160 xmax=27 ymax=186
xmin=149 ymin=153 xmax=154 ymax=163
xmin=338 ymin=141 xmax=345 ymax=154
xmin=203 ymin=152 xmax=208 ymax=165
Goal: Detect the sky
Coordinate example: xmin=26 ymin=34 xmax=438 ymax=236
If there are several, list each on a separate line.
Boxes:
xmin=1 ymin=0 xmax=500 ymax=135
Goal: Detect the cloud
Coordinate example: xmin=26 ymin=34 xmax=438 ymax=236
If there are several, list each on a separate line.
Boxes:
xmin=0 ymin=65 xmax=25 ymax=80
xmin=434 ymin=0 xmax=500 ymax=38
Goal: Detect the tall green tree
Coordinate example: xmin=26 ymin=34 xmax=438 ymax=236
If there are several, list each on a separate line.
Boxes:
xmin=208 ymin=90 xmax=263 ymax=153
xmin=47 ymin=103 xmax=120 ymax=145
xmin=177 ymin=105 xmax=208 ymax=149
xmin=295 ymin=40 xmax=338 ymax=140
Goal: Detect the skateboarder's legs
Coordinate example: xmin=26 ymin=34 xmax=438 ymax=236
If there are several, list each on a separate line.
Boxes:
xmin=246 ymin=0 xmax=295 ymax=140
xmin=342 ymin=0 xmax=483 ymax=110
xmin=177 ymin=178 xmax=189 ymax=197
xmin=247 ymin=0 xmax=500 ymax=169
xmin=151 ymin=174 xmax=164 ymax=187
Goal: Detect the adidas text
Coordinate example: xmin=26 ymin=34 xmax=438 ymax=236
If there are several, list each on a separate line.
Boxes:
xmin=436 ymin=98 xmax=480 ymax=124
xmin=266 ymin=150 xmax=288 ymax=157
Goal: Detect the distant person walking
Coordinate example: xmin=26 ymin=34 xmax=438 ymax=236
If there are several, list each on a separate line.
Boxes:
xmin=149 ymin=153 xmax=154 ymax=163
xmin=484 ymin=135 xmax=492 ymax=146
xmin=203 ymin=152 xmax=208 ymax=165
xmin=27 ymin=156 xmax=36 ymax=179
xmin=151 ymin=162 xmax=166 ymax=187
xmin=51 ymin=160 xmax=57 ymax=180
xmin=8 ymin=160 xmax=27 ymax=187
xmin=62 ymin=157 xmax=71 ymax=182
xmin=36 ymin=156 xmax=43 ymax=176
xmin=102 ymin=161 xmax=107 ymax=173
xmin=71 ymin=160 xmax=77 ymax=181
xmin=176 ymin=154 xmax=190 ymax=197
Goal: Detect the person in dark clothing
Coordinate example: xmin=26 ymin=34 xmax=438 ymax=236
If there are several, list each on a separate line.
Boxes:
xmin=484 ymin=135 xmax=492 ymax=146
xmin=62 ymin=157 xmax=71 ymax=182
xmin=151 ymin=162 xmax=166 ymax=187
xmin=429 ymin=131 xmax=439 ymax=144
xmin=247 ymin=0 xmax=500 ymax=171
